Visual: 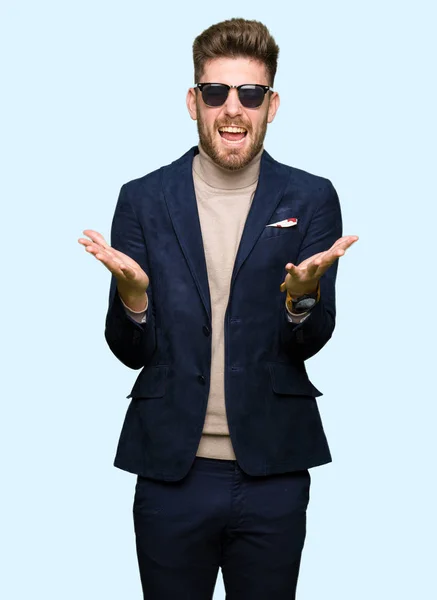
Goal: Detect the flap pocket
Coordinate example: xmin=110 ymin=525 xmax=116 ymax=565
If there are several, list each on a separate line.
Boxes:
xmin=268 ymin=362 xmax=322 ymax=397
xmin=127 ymin=365 xmax=168 ymax=399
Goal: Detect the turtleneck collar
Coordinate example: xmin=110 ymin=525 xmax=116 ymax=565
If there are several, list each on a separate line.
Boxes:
xmin=193 ymin=141 xmax=263 ymax=190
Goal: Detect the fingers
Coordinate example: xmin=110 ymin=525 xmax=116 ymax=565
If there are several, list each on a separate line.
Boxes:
xmin=82 ymin=229 xmax=111 ymax=249
xmin=79 ymin=235 xmax=126 ymax=276
xmin=79 ymin=230 xmax=127 ymax=266
xmin=306 ymin=259 xmax=320 ymax=277
xmin=79 ymin=231 xmax=137 ymax=267
xmin=83 ymin=240 xmax=122 ymax=266
xmin=322 ymin=237 xmax=356 ymax=264
xmin=310 ymin=250 xmax=341 ymax=276
xmin=331 ymin=235 xmax=359 ymax=252
xmin=78 ymin=230 xmax=112 ymax=259
xmin=316 ymin=235 xmax=358 ymax=271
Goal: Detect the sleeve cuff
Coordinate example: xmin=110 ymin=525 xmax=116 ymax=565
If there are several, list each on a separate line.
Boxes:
xmin=120 ymin=294 xmax=148 ymax=324
xmin=285 ymin=302 xmax=311 ymax=324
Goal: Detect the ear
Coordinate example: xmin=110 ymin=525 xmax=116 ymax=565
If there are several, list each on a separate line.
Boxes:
xmin=186 ymin=88 xmax=198 ymax=121
xmin=267 ymin=92 xmax=280 ymax=124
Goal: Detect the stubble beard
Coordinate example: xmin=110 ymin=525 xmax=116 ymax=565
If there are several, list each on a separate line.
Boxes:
xmin=196 ymin=109 xmax=268 ymax=171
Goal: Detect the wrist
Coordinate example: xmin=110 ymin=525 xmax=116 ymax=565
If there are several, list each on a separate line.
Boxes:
xmin=118 ymin=285 xmax=148 ymax=312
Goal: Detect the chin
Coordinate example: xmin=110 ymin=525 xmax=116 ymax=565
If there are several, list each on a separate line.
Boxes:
xmin=214 ymin=143 xmax=252 ymax=170
xmin=222 ymin=153 xmax=249 ymax=170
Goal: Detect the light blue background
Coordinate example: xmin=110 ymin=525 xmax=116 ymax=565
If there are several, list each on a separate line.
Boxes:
xmin=1 ymin=1 xmax=436 ymax=598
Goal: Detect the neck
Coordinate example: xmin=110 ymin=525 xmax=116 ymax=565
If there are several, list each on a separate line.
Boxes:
xmin=194 ymin=142 xmax=263 ymax=190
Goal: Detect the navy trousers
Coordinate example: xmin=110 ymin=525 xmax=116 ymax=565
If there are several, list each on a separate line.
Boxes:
xmin=133 ymin=456 xmax=311 ymax=599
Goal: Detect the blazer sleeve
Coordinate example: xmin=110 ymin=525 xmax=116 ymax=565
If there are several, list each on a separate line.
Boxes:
xmin=279 ymin=180 xmax=343 ymax=362
xmin=104 ymin=184 xmax=156 ymax=369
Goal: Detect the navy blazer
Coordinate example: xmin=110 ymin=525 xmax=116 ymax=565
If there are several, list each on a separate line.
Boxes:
xmin=105 ymin=146 xmax=342 ymax=481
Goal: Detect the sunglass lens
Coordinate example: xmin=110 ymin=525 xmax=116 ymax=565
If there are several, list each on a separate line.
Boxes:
xmin=239 ymin=85 xmax=265 ymax=108
xmin=202 ymin=84 xmax=228 ymax=107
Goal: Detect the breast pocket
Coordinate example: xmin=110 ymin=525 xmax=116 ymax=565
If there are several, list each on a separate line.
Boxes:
xmin=259 ymin=226 xmax=297 ymax=241
xmin=258 ymin=213 xmax=300 ymax=242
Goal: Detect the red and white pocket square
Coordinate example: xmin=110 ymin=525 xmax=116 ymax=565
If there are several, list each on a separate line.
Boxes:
xmin=266 ymin=217 xmax=298 ymax=228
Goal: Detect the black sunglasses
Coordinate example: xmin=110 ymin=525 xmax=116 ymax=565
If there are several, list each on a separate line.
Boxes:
xmin=195 ymin=83 xmax=273 ymax=109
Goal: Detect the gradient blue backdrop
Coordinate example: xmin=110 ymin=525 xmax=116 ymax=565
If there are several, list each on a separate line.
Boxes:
xmin=2 ymin=1 xmax=436 ymax=598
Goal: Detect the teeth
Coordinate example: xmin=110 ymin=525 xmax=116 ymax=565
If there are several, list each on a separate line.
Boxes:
xmin=219 ymin=126 xmax=247 ymax=133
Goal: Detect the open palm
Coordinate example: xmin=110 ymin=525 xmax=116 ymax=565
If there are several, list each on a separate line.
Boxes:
xmin=78 ymin=229 xmax=149 ymax=293
xmin=280 ymin=235 xmax=359 ymax=297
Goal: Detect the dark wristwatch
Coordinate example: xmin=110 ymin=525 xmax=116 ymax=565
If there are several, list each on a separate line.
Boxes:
xmin=286 ymin=286 xmax=320 ymax=315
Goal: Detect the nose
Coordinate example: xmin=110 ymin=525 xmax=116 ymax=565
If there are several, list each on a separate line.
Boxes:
xmin=223 ymin=87 xmax=243 ymax=117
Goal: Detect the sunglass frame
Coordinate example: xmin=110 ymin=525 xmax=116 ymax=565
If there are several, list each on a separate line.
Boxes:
xmin=195 ymin=83 xmax=273 ymax=108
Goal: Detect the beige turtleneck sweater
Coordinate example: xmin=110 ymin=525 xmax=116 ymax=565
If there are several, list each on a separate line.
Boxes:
xmin=123 ymin=144 xmax=309 ymax=460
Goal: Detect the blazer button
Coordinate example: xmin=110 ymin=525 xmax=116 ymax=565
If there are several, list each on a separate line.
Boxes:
xmin=202 ymin=325 xmax=211 ymax=337
xmin=197 ymin=374 xmax=206 ymax=385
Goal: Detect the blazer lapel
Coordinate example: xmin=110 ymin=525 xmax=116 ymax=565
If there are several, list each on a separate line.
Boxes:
xmin=162 ymin=147 xmax=212 ymax=322
xmin=230 ymin=151 xmax=291 ymax=290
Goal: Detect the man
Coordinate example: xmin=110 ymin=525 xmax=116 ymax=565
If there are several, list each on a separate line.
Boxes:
xmin=79 ymin=18 xmax=358 ymax=600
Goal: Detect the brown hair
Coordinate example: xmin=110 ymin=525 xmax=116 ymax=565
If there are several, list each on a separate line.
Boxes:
xmin=193 ymin=18 xmax=280 ymax=87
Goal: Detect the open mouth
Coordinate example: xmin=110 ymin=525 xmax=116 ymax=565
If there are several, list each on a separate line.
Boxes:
xmin=218 ymin=126 xmax=248 ymax=143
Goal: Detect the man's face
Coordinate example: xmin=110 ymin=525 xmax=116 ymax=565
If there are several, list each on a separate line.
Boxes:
xmin=186 ymin=57 xmax=280 ymax=170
